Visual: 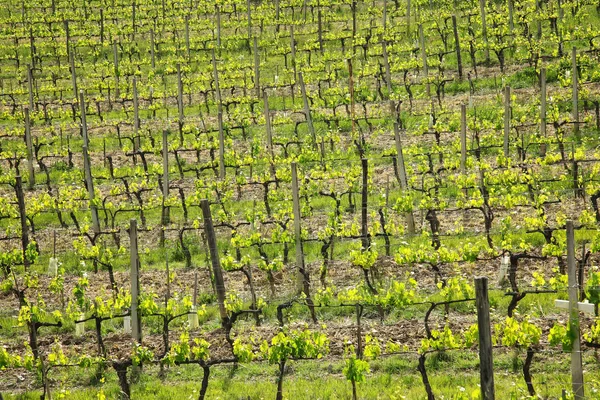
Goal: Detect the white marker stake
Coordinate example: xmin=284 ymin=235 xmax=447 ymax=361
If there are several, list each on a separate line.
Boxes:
xmin=48 ymin=257 xmax=58 ymax=276
xmin=554 ymin=300 xmax=595 ymax=316
xmin=188 ymin=306 xmax=199 ymax=330
xmin=123 ymin=316 xmax=131 ymax=334
xmin=497 ymin=254 xmax=509 ymax=285
xmin=75 ymin=313 xmax=85 ymax=336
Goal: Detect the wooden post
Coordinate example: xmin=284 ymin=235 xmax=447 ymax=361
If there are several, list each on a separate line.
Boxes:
xmin=185 ymin=15 xmax=191 ymax=60
xmin=504 ymin=86 xmax=511 ymax=158
xmin=113 ymin=41 xmax=119 ymax=100
xmin=317 ymin=3 xmax=323 ymax=54
xmin=162 ymin=131 xmax=169 ymax=199
xmin=215 ymin=5 xmax=221 ymax=49
xmin=275 ymin=0 xmax=280 ymax=31
xmin=419 ymin=24 xmax=430 ymax=97
xmin=161 ymin=130 xmax=170 ymax=244
xmin=100 ymin=8 xmax=104 ymax=44
xmin=212 ymin=49 xmax=222 ymax=108
xmin=566 ymin=220 xmax=584 ymax=399
xmin=452 ymin=15 xmax=463 ymax=80
xmin=291 ymin=162 xmax=305 ymax=293
xmin=535 ymin=0 xmax=542 ymax=39
xmin=479 ymin=0 xmax=490 ymax=64
xmin=475 ymin=277 xmax=495 ymax=400
xmin=572 ymin=160 xmax=581 ymax=198
xmin=382 ymin=41 xmax=392 ymax=95
xmin=68 ymin=27 xmax=78 ymax=100
xmin=572 ymin=47 xmax=579 ymax=137
xmin=80 ymin=91 xmax=100 ymax=234
xmin=579 ymin=240 xmax=587 ymax=300
xmin=150 ymin=29 xmax=156 ymax=69
xmin=83 ymin=144 xmax=100 ymax=234
xmin=351 ymin=0 xmax=357 ymax=42
xmin=24 ymin=107 xmax=35 ymax=189
xmin=355 ymin=304 xmax=363 ymax=359
xmin=103 ymin=139 xmax=107 ymax=169
xmin=558 ymin=0 xmax=564 ymax=21
xmin=348 ymin=58 xmax=357 ymax=142
xmin=392 ymin=109 xmax=405 ymax=185
xmin=64 ymin=20 xmax=70 ymax=61
xmin=406 ymin=0 xmax=411 ymax=35
xmin=15 ymin=176 xmax=30 ymax=270
xmin=131 ymin=0 xmax=137 ymax=38
xmin=29 ymin=29 xmax=35 ymax=71
xmin=27 ymin=65 xmax=34 ymax=110
xmin=264 ymin=91 xmax=274 ymax=158
xmin=200 ymin=199 xmax=228 ymax=327
xmin=303 ymin=0 xmax=308 ymax=21
xmin=211 ymin=49 xmax=225 ymax=179
xmin=193 ymin=271 xmax=198 ymax=306
xmin=148 ymin=87 xmax=155 ymax=120
xmin=298 ymin=72 xmax=317 ymax=149
xmin=165 ymin=251 xmax=171 ymax=302
xmin=508 ymin=0 xmax=514 ymax=33
xmin=129 ymin=219 xmax=141 ymax=343
xmin=80 ymin=90 xmax=89 ymax=147
xmin=392 ymin=109 xmax=415 ymax=234
xmin=361 ymin=158 xmax=369 ymax=250
xmin=290 ymin=25 xmax=297 ymax=83
xmin=460 ymin=104 xmax=467 ymax=173
xmin=133 ymin=77 xmax=140 ymax=153
xmin=253 ymin=37 xmax=260 ymax=98
xmin=177 ymin=63 xmax=184 ymax=127
xmin=218 ymin=110 xmax=225 ymax=179
xmin=540 ymin=68 xmax=547 ymax=156
xmin=245 ymin=0 xmax=252 ymax=46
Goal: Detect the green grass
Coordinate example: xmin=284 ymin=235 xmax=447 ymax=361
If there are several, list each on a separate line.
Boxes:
xmin=5 ymin=350 xmax=599 ymax=399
